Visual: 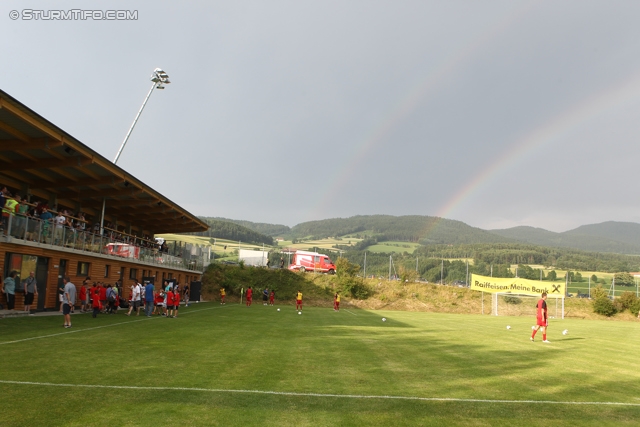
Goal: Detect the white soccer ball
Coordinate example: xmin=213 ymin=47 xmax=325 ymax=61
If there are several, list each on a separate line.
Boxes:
xmin=562 ymin=329 xmax=568 ymax=335
xmin=277 ymin=308 xmax=280 ymax=312
xmin=382 ymin=318 xmax=387 ymax=322
xmin=298 ymin=311 xmax=301 ymax=315
xmin=506 ymin=325 xmax=511 ymax=330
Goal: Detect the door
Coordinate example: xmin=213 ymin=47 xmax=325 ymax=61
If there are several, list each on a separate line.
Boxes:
xmin=35 ymin=257 xmax=49 ymax=311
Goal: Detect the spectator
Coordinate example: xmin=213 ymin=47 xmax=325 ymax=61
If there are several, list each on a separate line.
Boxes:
xmin=38 ymin=205 xmax=53 ymax=243
xmin=53 ymin=210 xmax=66 ymax=245
xmin=126 ymin=279 xmax=142 ymax=316
xmin=144 ymin=281 xmax=155 ymax=317
xmin=22 ymin=271 xmax=37 ymax=314
xmin=2 ymin=191 xmax=17 ymax=235
xmin=106 ymin=284 xmax=117 ymax=314
xmin=2 ymin=270 xmax=17 ymax=310
xmin=62 ymin=276 xmax=76 ymax=328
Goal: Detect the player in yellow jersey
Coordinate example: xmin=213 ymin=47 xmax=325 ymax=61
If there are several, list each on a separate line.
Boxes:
xmin=220 ymin=287 xmax=226 ymax=305
xmin=296 ymin=290 xmax=303 ymax=311
xmin=334 ymin=292 xmax=340 ymax=311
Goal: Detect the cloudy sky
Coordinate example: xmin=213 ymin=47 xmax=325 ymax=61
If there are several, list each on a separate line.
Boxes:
xmin=3 ymin=1 xmax=640 ymax=232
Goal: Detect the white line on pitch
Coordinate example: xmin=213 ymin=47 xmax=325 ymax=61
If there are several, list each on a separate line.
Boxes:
xmin=344 ymin=309 xmax=358 ymax=316
xmin=0 ymin=303 xmax=228 ymax=346
xmin=0 ymin=380 xmax=638 ymax=407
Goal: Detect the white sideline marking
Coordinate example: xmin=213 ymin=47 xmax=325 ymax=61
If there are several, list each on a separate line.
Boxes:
xmin=0 ymin=304 xmax=228 ymax=346
xmin=344 ymin=309 xmax=358 ymax=316
xmin=0 ymin=380 xmax=638 ymax=407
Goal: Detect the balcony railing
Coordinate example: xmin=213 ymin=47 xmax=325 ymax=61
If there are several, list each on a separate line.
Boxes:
xmin=1 ymin=215 xmax=210 ymax=272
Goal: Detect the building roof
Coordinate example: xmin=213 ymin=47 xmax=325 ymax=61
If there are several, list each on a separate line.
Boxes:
xmin=0 ymin=89 xmax=208 ymax=234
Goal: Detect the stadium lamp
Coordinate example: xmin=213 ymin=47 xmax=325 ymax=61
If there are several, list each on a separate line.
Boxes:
xmin=151 ymin=68 xmax=171 ymax=89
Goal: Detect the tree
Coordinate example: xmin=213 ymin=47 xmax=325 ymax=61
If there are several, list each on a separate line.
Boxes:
xmin=614 ymin=272 xmax=635 ymax=287
xmin=591 ymin=274 xmax=598 ymax=283
xmin=574 ymin=272 xmax=583 ymax=282
xmin=547 ymin=270 xmax=557 ymax=281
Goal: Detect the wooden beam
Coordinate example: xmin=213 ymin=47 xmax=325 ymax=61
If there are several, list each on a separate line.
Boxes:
xmin=0 ymin=122 xmax=30 ymax=142
xmin=0 ymin=138 xmax=63 ymax=152
xmin=26 ymin=176 xmax=123 ymax=190
xmin=57 ymin=187 xmax=143 ymax=200
xmin=0 ymin=156 xmax=91 ymax=172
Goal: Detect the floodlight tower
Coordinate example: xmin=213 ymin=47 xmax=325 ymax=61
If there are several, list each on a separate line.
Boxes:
xmin=100 ymin=68 xmax=171 ymax=234
xmin=113 ymin=68 xmax=171 ymax=164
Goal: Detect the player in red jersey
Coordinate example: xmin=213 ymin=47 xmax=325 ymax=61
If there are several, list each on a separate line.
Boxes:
xmin=166 ymin=289 xmax=175 ymax=318
xmin=531 ymin=293 xmax=550 ymax=343
xmin=269 ymin=290 xmax=275 ymax=306
xmin=154 ymin=289 xmax=164 ymax=315
xmin=246 ymin=287 xmax=253 ymax=307
xmin=79 ymin=282 xmax=87 ymax=313
xmin=172 ymin=286 xmax=180 ymax=318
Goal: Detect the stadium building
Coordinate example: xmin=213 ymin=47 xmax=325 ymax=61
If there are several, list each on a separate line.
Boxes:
xmin=0 ymin=89 xmax=209 ymax=312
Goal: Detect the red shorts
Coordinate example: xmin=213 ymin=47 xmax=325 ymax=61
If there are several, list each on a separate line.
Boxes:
xmin=296 ymin=300 xmax=302 ymax=305
xmin=537 ymin=317 xmax=547 ymax=327
xmin=246 ymin=297 xmax=252 ymax=302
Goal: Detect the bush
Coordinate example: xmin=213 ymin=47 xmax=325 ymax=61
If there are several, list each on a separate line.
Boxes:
xmin=593 ymin=297 xmax=616 ymax=317
xmin=618 ymin=291 xmax=637 ymax=310
xmin=343 ymin=281 xmax=370 ymax=299
xmin=503 ymin=295 xmax=522 ymax=305
xmin=629 ymin=299 xmax=640 ymax=316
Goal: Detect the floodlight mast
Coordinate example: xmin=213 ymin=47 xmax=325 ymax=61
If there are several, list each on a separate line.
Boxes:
xmin=100 ymin=68 xmax=170 ymax=235
xmin=113 ymin=68 xmax=170 ymax=164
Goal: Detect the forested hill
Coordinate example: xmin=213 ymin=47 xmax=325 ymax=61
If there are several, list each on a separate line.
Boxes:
xmin=489 ymin=221 xmax=640 ymax=254
xmin=191 ymin=218 xmax=274 ymax=245
xmin=207 ymin=217 xmax=291 ymax=237
xmin=290 ymin=215 xmax=512 ymax=245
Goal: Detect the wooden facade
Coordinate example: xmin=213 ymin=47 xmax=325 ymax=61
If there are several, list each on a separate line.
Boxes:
xmin=0 ymin=241 xmax=201 ymax=311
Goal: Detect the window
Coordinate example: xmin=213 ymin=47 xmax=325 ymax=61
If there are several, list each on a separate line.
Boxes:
xmin=120 ymin=267 xmax=125 ymax=280
xmin=77 ymin=262 xmax=90 ymax=277
xmin=129 ymin=268 xmax=138 ymax=280
xmin=104 ymin=265 xmax=110 ymax=278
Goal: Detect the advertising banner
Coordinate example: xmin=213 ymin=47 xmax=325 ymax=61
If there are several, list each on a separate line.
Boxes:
xmin=470 ymin=274 xmax=565 ymax=298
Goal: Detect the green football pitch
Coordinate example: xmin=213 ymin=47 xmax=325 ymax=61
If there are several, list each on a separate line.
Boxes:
xmin=1 ymin=303 xmax=639 ymax=426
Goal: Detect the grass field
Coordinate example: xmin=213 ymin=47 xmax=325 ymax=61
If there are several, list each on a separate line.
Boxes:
xmin=366 ymin=241 xmax=421 ymax=254
xmin=1 ymin=303 xmax=639 ymax=426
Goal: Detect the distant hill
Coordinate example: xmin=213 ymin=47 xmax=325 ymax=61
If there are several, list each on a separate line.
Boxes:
xmin=192 ymin=217 xmax=274 ymax=246
xmin=291 ymin=215 xmax=513 ymax=245
xmin=489 ymin=221 xmax=640 ymax=254
xmin=207 ymin=217 xmax=291 ymax=237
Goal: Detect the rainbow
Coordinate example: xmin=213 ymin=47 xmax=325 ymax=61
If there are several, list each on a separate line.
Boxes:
xmin=418 ymin=69 xmax=640 ymax=240
xmin=307 ymin=2 xmax=537 ymax=220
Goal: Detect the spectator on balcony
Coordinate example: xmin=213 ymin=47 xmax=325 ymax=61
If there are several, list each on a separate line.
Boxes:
xmin=53 ymin=210 xmax=66 ymax=245
xmin=39 ymin=205 xmax=53 ymax=243
xmin=2 ymin=192 xmax=18 ymax=236
xmin=0 ymin=186 xmax=7 ymax=232
xmin=75 ymin=212 xmax=86 ymax=241
xmin=17 ymin=196 xmax=31 ymax=240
